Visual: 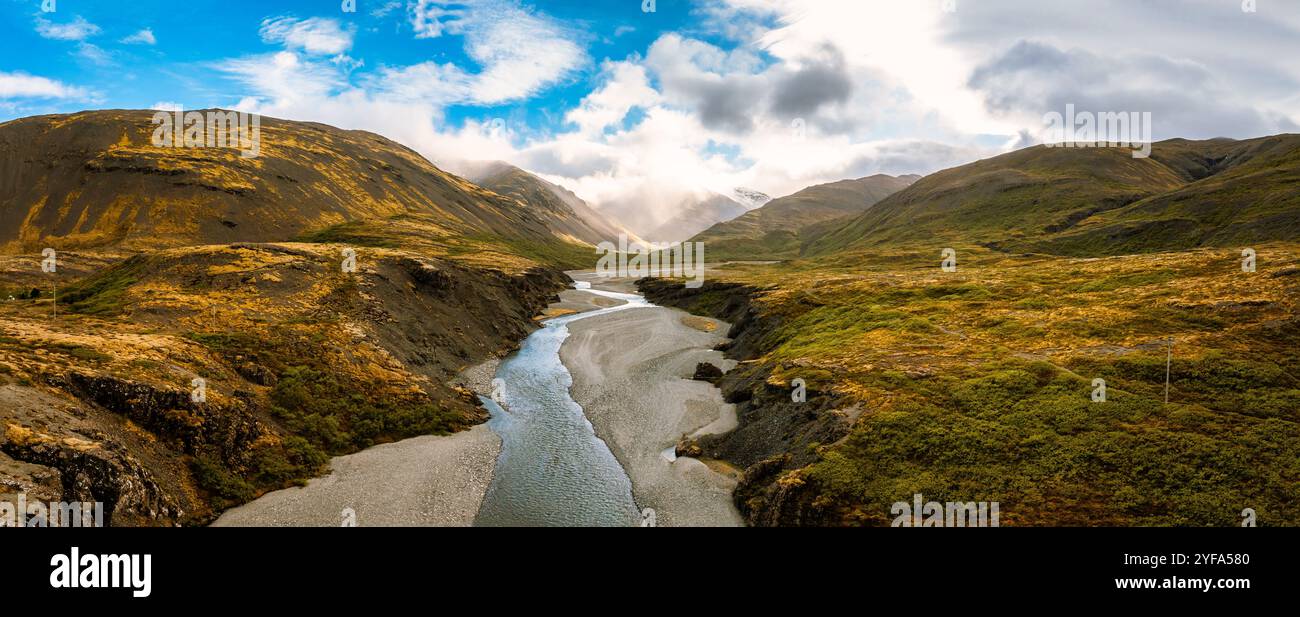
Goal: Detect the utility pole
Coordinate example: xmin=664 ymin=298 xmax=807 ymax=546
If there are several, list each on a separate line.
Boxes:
xmin=1164 ymin=339 xmax=1173 ymax=405
xmin=41 ymin=248 xmax=57 ymax=320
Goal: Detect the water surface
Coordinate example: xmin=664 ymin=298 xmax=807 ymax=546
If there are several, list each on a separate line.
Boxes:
xmin=474 ymin=288 xmax=650 ymax=527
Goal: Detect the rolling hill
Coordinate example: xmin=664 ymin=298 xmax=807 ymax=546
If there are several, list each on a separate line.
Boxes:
xmin=0 ymin=110 xmax=589 ymax=256
xmin=462 ymin=161 xmax=639 ymax=245
xmin=0 ymin=110 xmax=596 ymax=525
xmin=806 ymin=136 xmax=1300 ymax=257
xmin=692 ymin=174 xmax=919 ymax=260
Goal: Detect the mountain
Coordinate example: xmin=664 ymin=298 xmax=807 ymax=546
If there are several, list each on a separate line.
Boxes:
xmin=732 ymin=188 xmax=772 ymax=210
xmin=806 ymin=136 xmax=1300 ymax=257
xmin=462 ymin=161 xmax=639 ymax=245
xmin=0 ymin=110 xmax=591 ymax=525
xmin=643 ymin=193 xmax=749 ymax=243
xmin=692 ymin=174 xmax=919 ymax=260
xmin=0 ymin=110 xmax=584 ymax=255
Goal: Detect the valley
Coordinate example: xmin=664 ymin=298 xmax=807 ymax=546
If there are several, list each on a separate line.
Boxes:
xmin=1 ymin=111 xmax=1296 ymax=528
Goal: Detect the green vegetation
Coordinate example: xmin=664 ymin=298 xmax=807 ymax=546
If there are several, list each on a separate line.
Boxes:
xmin=692 ymin=175 xmax=916 ymax=261
xmin=295 ymin=215 xmax=594 ymax=270
xmin=179 ymin=324 xmax=472 ymax=513
xmin=43 ymin=341 xmax=113 ymax=364
xmin=295 ymin=221 xmax=401 ymax=248
xmin=190 ymin=436 xmax=329 ymax=510
xmin=804 ymin=136 xmax=1300 ymax=258
xmin=58 ymin=255 xmax=152 ymax=316
xmin=467 ymin=234 xmax=593 ymax=270
xmin=269 ymin=365 xmax=459 ymax=453
xmin=671 ymin=243 xmax=1300 ymax=526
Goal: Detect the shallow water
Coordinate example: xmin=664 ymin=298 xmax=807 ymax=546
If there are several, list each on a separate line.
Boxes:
xmin=473 ymin=288 xmax=650 ymax=527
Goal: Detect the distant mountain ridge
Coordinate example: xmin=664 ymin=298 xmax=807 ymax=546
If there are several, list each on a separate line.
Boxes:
xmin=462 ymin=161 xmax=642 ymax=245
xmin=643 ymin=193 xmax=750 ymax=243
xmin=691 ymin=174 xmax=920 ymax=260
xmin=806 ymin=136 xmax=1300 ymax=257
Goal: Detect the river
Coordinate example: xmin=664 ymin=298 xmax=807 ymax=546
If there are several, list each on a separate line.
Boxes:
xmin=474 ymin=287 xmax=649 ymax=527
xmin=214 ymin=277 xmax=740 ymax=527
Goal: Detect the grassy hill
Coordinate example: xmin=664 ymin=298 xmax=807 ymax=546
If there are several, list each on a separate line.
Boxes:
xmin=644 ymin=244 xmax=1300 ymax=526
xmin=692 ymin=174 xmax=918 ymax=261
xmin=465 ymin=162 xmax=639 ymax=246
xmin=0 ymin=110 xmax=589 ymax=258
xmin=0 ymin=110 xmax=596 ymax=525
xmin=640 ymin=133 xmax=1300 ymax=526
xmin=806 ymin=136 xmax=1300 ymax=257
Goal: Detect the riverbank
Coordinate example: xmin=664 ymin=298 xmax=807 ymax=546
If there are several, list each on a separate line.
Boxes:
xmin=214 ymin=274 xmax=743 ymax=527
xmin=559 ymin=272 xmax=744 ymax=527
xmin=212 ymin=356 xmax=508 ymax=527
xmin=212 ymin=424 xmax=500 ymax=527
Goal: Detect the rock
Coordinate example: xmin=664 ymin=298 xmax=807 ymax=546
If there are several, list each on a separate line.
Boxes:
xmin=693 ymin=362 xmax=724 ymax=382
xmin=904 ymin=367 xmax=936 ymax=379
xmin=675 ymin=439 xmax=704 ymax=458
xmin=237 ymin=362 xmax=277 ymax=386
xmin=1272 ymin=267 xmax=1300 ymax=278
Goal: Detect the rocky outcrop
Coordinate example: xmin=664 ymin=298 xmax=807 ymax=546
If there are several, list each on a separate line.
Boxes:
xmin=639 ymin=278 xmax=859 ymax=526
xmin=2 ymin=423 xmax=182 ymax=526
xmin=48 ymin=372 xmax=264 ymax=463
xmin=692 ymin=362 xmax=723 ymax=382
xmin=0 ymin=248 xmax=572 ymax=526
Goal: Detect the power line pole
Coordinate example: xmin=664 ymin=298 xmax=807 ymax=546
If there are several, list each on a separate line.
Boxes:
xmin=1170 ymin=337 xmax=1180 ymax=405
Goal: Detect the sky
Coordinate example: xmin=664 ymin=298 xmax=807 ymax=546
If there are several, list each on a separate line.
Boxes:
xmin=3 ymin=0 xmax=1300 ymax=231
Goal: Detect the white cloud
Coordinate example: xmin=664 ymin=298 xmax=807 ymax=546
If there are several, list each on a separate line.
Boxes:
xmin=260 ymin=16 xmax=355 ymax=55
xmin=121 ymin=29 xmax=157 ymax=45
xmin=35 ymin=16 xmax=101 ymax=41
xmin=212 ymin=0 xmax=1300 ymax=238
xmin=0 ymin=72 xmax=90 ymax=99
xmin=372 ymin=1 xmax=403 ymax=18
xmin=74 ymin=43 xmax=114 ymax=66
xmin=391 ymin=0 xmax=586 ymax=105
xmin=564 ymin=60 xmax=659 ymax=137
xmin=408 ymin=0 xmax=471 ymax=38
xmin=220 ymin=51 xmax=347 ymax=105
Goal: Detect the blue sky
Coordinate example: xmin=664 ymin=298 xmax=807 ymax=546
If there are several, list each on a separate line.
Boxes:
xmin=3 ymin=0 xmax=1299 ymax=236
xmin=0 ymin=0 xmax=728 ymax=131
